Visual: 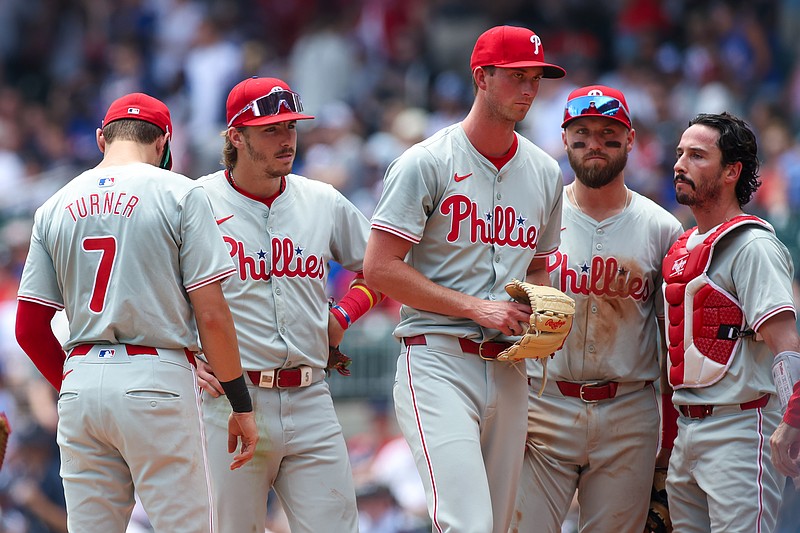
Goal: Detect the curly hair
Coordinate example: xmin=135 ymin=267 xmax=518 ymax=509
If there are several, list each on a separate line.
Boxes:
xmin=688 ymin=112 xmax=761 ymax=206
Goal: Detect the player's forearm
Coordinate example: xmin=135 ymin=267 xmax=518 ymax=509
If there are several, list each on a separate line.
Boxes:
xmin=188 ymin=283 xmax=243 ymax=382
xmin=365 ymin=255 xmax=481 ymax=320
xmin=195 ymin=309 xmax=242 ymax=382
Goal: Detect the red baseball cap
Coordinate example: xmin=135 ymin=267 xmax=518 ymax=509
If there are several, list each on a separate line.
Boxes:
xmin=226 ymin=77 xmax=315 ymax=128
xmin=102 ymin=92 xmax=173 ymax=169
xmin=561 ymin=85 xmax=632 ymax=129
xmin=103 ymin=93 xmax=172 ymax=135
xmin=470 ymin=25 xmax=566 ymax=79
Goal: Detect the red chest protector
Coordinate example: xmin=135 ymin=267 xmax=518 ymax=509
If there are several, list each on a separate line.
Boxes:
xmin=661 ymin=215 xmax=770 ymax=389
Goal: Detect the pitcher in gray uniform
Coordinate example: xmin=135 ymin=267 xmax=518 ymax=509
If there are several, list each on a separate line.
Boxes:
xmin=510 ymin=85 xmax=683 ymax=532
xmin=659 ymin=112 xmax=800 ymax=533
xmin=364 ymin=26 xmax=566 ymax=533
xmin=14 ymin=92 xmax=258 ymax=533
xmin=195 ymin=76 xmax=384 ymax=533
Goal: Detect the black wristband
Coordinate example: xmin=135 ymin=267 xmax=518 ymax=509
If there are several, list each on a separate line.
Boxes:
xmin=219 ymin=374 xmax=253 ymax=413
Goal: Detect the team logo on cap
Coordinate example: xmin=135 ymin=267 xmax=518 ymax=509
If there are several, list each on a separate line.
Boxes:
xmin=587 ymin=89 xmax=604 ymax=96
xmin=127 ymin=107 xmax=141 ymax=115
xmin=530 ymin=35 xmax=541 ymax=54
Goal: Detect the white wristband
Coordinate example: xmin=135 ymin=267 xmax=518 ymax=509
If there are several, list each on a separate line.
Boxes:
xmin=772 ymin=350 xmax=800 ymax=410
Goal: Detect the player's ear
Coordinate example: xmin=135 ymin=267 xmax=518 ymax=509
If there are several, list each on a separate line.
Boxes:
xmin=96 ymin=128 xmax=106 ymax=153
xmin=227 ymin=127 xmax=245 ymax=148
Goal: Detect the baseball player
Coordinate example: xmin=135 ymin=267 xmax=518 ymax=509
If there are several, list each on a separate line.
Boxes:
xmin=14 ymin=92 xmax=258 ymax=533
xmin=510 ymin=85 xmax=683 ymax=533
xmin=195 ymin=76 xmax=384 ymax=533
xmin=659 ymin=111 xmax=800 ymax=533
xmin=363 ymin=26 xmax=566 ymax=533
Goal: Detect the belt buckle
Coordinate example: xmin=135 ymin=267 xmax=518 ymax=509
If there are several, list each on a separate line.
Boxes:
xmin=579 ymin=382 xmax=602 ymax=403
xmin=478 ymin=340 xmax=495 ymax=361
xmin=258 ymin=370 xmax=277 ymax=388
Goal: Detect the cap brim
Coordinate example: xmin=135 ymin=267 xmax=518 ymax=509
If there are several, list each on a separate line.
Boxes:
xmin=496 ymin=62 xmax=566 ymax=79
xmin=235 ymin=113 xmax=315 ymax=127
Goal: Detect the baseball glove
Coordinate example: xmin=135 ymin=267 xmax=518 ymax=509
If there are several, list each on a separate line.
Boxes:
xmin=0 ymin=412 xmax=10 ymax=471
xmin=644 ymin=468 xmax=671 ymax=533
xmin=326 ymin=345 xmax=352 ymax=377
xmin=496 ymin=280 xmax=575 ymax=362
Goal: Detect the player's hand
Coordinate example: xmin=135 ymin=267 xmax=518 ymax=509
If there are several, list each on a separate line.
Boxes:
xmin=469 ymin=300 xmax=532 ymax=337
xmin=328 ymin=310 xmax=346 ymax=348
xmin=228 ymin=411 xmax=258 ymax=470
xmin=196 ymin=359 xmax=224 ymax=397
xmin=655 ymin=447 xmax=671 ymax=469
xmin=769 ymin=420 xmax=800 ymax=479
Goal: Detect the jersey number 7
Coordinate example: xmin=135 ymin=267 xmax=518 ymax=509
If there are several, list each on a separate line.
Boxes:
xmin=82 ymin=236 xmax=117 ymax=313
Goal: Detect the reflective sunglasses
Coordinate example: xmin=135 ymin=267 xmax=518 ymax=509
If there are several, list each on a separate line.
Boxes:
xmin=563 ymin=95 xmax=630 ymax=125
xmin=227 ymin=89 xmax=305 ymax=127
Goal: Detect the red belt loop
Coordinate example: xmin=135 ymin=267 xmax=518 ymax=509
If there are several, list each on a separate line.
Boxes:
xmin=402 ymin=335 xmax=512 ymax=360
xmin=678 ymin=394 xmax=770 ymax=419
xmin=183 ymin=349 xmax=197 ymax=368
xmin=69 ymin=344 xmax=93 ymax=357
xmin=125 ymin=345 xmax=158 ymax=356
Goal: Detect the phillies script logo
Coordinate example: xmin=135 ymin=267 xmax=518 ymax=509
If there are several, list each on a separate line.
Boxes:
xmin=223 ymin=236 xmax=324 ymax=281
xmin=546 ymin=251 xmax=651 ymax=300
xmin=440 ymin=194 xmax=538 ymax=248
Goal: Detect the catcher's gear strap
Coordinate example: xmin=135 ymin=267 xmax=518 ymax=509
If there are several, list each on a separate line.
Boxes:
xmin=773 ymin=350 xmax=800 ymax=427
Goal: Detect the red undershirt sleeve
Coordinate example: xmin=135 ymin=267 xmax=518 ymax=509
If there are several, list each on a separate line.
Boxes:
xmin=15 ymin=300 xmax=66 ymax=390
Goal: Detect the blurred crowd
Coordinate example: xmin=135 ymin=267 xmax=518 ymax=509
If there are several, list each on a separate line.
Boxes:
xmin=2 ymin=0 xmax=800 ymax=531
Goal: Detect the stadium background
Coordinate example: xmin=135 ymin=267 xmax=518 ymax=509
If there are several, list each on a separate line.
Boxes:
xmin=0 ymin=0 xmax=799 ymax=531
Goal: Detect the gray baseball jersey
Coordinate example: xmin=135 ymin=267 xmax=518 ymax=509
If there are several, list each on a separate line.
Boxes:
xmin=19 ymin=163 xmax=235 ymax=350
xmin=512 ymin=190 xmax=683 ymax=533
xmin=664 ymin=225 xmax=794 ymax=533
xmin=17 ymin=162 xmax=235 ymax=533
xmin=371 ymin=124 xmax=563 ymax=533
xmin=372 ymin=124 xmax=563 ymax=341
xmin=197 ymin=170 xmax=369 ymax=533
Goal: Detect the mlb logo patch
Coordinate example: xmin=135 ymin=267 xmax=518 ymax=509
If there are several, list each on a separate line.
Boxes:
xmin=98 ymin=349 xmax=115 ymax=358
xmin=127 ymin=107 xmax=141 ymax=115
xmin=98 ymin=177 xmax=115 ymax=188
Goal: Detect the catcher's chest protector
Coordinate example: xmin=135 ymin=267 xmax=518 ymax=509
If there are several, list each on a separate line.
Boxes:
xmin=662 ymin=215 xmax=770 ymax=389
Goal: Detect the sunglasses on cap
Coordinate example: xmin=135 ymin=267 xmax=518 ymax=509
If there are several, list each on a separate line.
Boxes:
xmin=227 ymin=89 xmax=305 ymax=128
xmin=563 ymin=95 xmax=630 ymax=126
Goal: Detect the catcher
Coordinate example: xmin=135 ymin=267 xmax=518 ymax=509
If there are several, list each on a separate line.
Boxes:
xmin=511 ymin=85 xmax=684 ymax=533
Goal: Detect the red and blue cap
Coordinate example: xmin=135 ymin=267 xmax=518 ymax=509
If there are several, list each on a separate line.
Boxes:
xmin=562 ymin=85 xmax=631 ymax=129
